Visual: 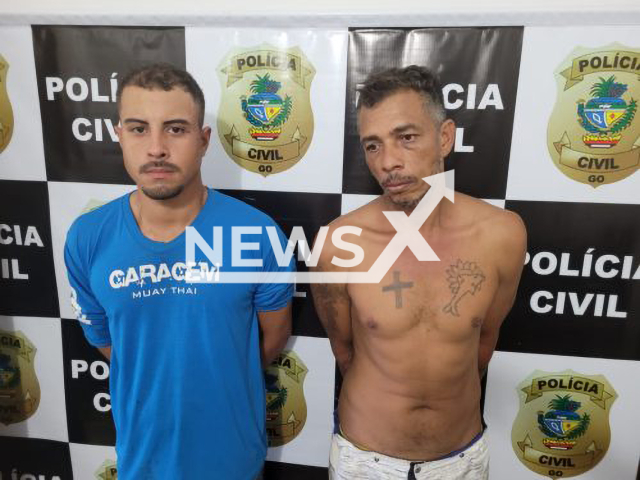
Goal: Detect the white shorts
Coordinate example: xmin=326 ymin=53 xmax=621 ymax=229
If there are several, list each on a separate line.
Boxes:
xmin=329 ymin=431 xmax=489 ymax=480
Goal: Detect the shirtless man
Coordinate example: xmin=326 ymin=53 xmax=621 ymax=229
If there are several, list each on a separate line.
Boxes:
xmin=311 ymin=66 xmax=526 ymax=479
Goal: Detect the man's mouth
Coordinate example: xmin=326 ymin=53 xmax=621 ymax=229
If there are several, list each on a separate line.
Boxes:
xmin=146 ymin=168 xmax=175 ymax=179
xmin=382 ymin=178 xmax=414 ymax=193
xmin=141 ymin=163 xmax=179 ymax=179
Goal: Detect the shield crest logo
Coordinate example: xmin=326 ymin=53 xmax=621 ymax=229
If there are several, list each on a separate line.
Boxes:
xmin=0 ymin=330 xmax=41 ymax=425
xmin=547 ymin=45 xmax=640 ymax=188
xmin=0 ymin=54 xmax=14 ymax=154
xmin=95 ymin=460 xmax=118 ymax=480
xmin=217 ymin=45 xmax=315 ymax=176
xmin=511 ymin=370 xmax=617 ymax=479
xmin=264 ymin=349 xmax=308 ymax=447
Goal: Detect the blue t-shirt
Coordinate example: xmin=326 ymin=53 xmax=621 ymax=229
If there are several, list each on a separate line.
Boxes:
xmin=64 ymin=189 xmax=294 ymax=480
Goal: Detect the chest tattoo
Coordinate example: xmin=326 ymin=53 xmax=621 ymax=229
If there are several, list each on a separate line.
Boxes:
xmin=382 ymin=271 xmax=414 ymax=309
xmin=442 ymin=259 xmax=486 ymax=317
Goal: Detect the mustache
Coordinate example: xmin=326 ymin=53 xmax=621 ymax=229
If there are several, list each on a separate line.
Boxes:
xmin=139 ymin=161 xmax=181 ymax=174
xmin=381 ymin=174 xmax=417 ymax=188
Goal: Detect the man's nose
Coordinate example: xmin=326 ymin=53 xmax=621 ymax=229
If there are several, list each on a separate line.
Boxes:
xmin=380 ymin=143 xmax=404 ymax=172
xmin=147 ymin=131 xmax=168 ymax=158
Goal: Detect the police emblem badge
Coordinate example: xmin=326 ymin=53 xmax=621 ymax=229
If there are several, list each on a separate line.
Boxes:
xmin=547 ymin=45 xmax=640 ymax=187
xmin=0 ymin=330 xmax=40 ymax=425
xmin=217 ymin=45 xmax=315 ymax=176
xmin=95 ymin=460 xmax=118 ymax=480
xmin=0 ymin=54 xmax=14 ymax=154
xmin=264 ymin=350 xmax=308 ymax=447
xmin=511 ymin=370 xmax=617 ymax=478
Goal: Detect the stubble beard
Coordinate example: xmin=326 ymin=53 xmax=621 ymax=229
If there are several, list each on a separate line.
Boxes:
xmin=431 ymin=157 xmax=444 ymax=177
xmin=140 ymin=184 xmax=185 ymax=200
xmin=137 ymin=160 xmax=186 ymax=200
xmin=387 ymin=191 xmax=423 ymax=211
xmin=384 ymin=157 xmax=444 ymax=211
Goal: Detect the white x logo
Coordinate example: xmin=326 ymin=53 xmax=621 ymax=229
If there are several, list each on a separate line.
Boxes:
xmin=366 ymin=171 xmax=455 ymax=281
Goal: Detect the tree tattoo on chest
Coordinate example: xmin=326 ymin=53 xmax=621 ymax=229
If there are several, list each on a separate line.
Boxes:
xmin=443 ymin=260 xmax=486 ymax=316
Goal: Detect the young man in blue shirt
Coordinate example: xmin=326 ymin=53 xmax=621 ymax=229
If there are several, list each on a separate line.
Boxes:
xmin=65 ymin=64 xmax=294 ymax=480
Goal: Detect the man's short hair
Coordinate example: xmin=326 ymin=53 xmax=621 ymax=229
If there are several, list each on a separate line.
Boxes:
xmin=116 ymin=63 xmax=206 ymax=126
xmin=357 ymin=65 xmax=446 ymax=125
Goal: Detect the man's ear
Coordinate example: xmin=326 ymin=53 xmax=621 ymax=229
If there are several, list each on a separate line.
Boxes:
xmin=439 ymin=119 xmax=456 ymax=158
xmin=200 ymin=126 xmax=212 ymax=154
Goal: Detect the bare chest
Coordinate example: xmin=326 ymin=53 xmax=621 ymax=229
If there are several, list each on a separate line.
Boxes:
xmin=348 ymin=246 xmax=498 ymax=341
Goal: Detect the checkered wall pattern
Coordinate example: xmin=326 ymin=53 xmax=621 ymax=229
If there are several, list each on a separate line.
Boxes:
xmin=1 ymin=24 xmax=639 ymax=480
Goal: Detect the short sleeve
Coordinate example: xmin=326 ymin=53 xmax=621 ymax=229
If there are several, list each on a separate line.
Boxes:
xmin=253 ymin=221 xmax=295 ymax=312
xmin=64 ymin=222 xmax=111 ymax=347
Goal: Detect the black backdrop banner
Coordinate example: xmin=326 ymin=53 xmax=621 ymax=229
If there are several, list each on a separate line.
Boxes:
xmin=32 ymin=26 xmax=186 ymax=184
xmin=62 ymin=319 xmax=115 ymax=446
xmin=500 ymin=200 xmax=640 ymax=361
xmin=343 ymin=27 xmax=523 ymax=199
xmin=0 ymin=179 xmax=58 ymax=317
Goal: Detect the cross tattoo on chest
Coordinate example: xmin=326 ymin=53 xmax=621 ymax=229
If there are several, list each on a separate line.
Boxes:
xmin=382 ymin=271 xmax=414 ymax=309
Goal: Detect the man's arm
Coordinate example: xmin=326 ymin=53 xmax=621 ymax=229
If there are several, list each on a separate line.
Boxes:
xmin=478 ymin=212 xmax=527 ymax=378
xmin=258 ymin=303 xmax=292 ymax=367
xmin=310 ymin=249 xmax=353 ymax=375
xmin=65 ymin=222 xmax=112 ymax=360
xmin=98 ymin=346 xmax=111 ymax=360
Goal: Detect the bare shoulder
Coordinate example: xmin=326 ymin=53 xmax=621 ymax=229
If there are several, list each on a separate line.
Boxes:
xmin=455 ymin=193 xmax=525 ymax=238
xmin=324 ymin=197 xmax=390 ymax=242
xmin=329 ymin=197 xmax=386 ymax=230
xmin=314 ymin=198 xmax=385 ymax=269
xmin=452 ymin=193 xmax=527 ymax=268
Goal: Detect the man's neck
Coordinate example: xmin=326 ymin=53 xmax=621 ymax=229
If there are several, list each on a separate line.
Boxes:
xmin=130 ymin=181 xmax=208 ymax=243
xmin=381 ymin=192 xmax=448 ymax=235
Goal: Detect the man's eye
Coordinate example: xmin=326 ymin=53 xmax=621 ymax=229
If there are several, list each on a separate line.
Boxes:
xmin=365 ymin=143 xmax=380 ymax=153
xmin=168 ymin=126 xmax=185 ymax=134
xmin=131 ymin=126 xmax=145 ymax=134
xmin=401 ymin=134 xmax=417 ymax=142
